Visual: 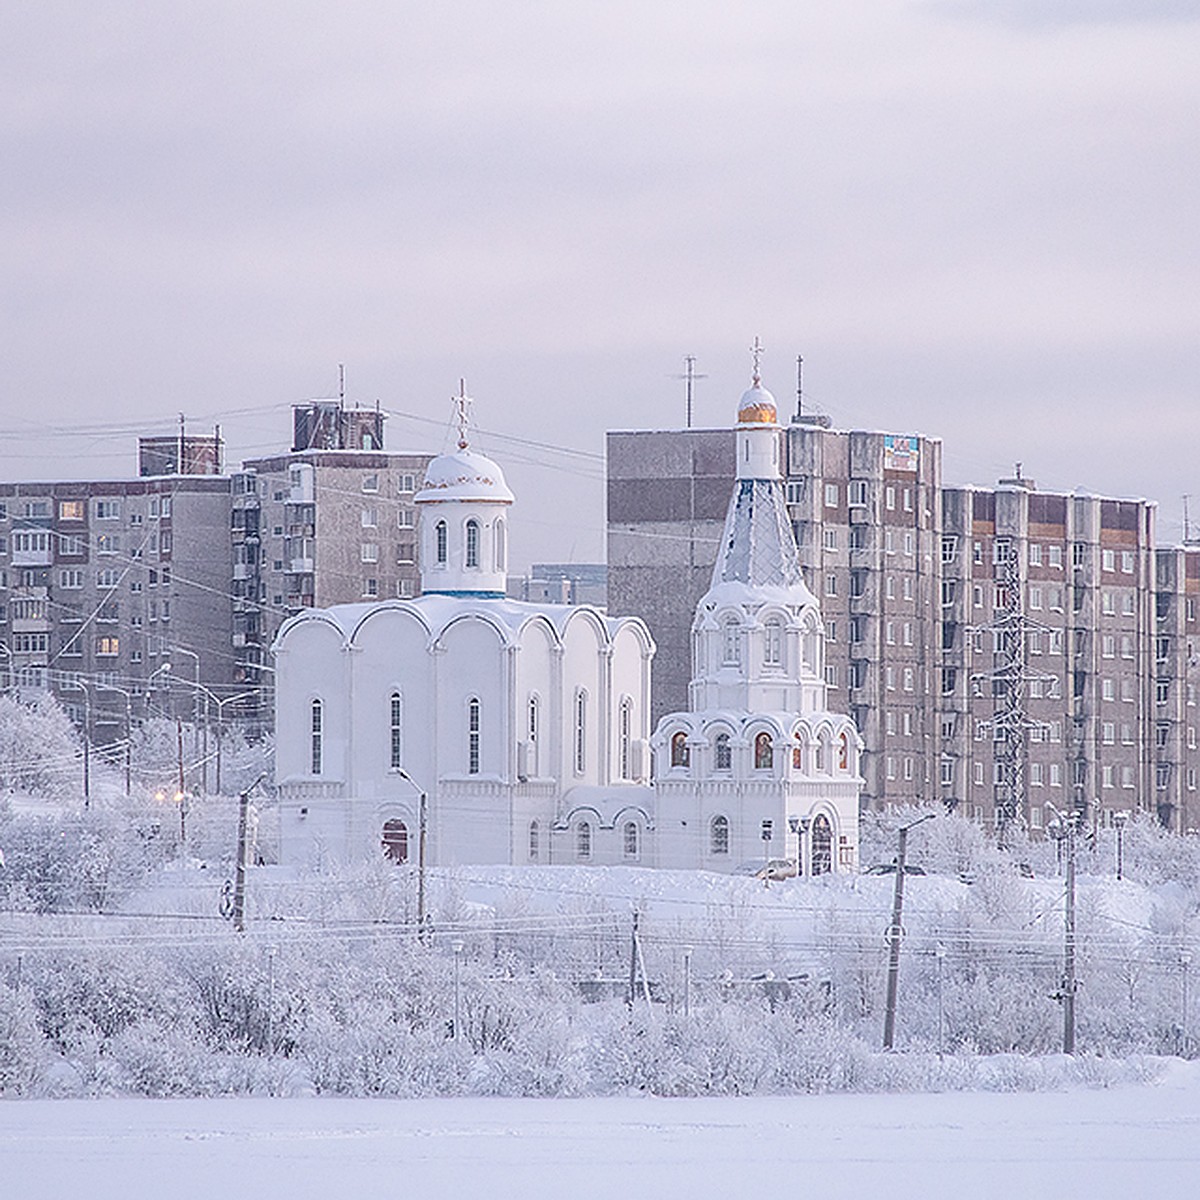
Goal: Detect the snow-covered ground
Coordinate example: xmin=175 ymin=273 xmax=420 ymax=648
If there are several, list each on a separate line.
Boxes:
xmin=4 ymin=1064 xmax=1200 ymax=1200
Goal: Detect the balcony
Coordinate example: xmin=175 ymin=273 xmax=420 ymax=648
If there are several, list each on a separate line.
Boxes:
xmin=287 ymin=557 xmax=314 ymax=574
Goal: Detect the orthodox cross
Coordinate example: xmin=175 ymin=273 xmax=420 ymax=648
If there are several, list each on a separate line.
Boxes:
xmin=454 ymin=379 xmax=472 ymax=450
xmin=750 ymin=336 xmax=765 ymax=387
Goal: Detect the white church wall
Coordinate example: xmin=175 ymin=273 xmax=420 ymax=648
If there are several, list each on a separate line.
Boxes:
xmin=512 ymin=616 xmax=558 ymax=783
xmin=559 ymin=609 xmax=608 ymax=787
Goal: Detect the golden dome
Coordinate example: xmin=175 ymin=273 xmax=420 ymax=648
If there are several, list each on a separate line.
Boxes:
xmin=737 ymin=399 xmax=778 ymax=425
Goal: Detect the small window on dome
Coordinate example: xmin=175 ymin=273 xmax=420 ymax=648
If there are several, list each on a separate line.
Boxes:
xmin=465 ymin=518 xmax=480 ymax=568
xmin=436 ymin=520 xmax=448 ymax=565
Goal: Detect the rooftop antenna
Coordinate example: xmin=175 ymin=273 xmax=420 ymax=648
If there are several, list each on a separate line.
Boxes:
xmin=671 ymin=355 xmax=707 ymax=428
xmin=795 ymin=354 xmax=803 ymax=420
xmin=750 ymin=336 xmax=765 ymax=386
xmin=1185 ymin=494 xmax=1193 ymax=544
xmin=178 ymin=412 xmax=186 ymax=476
xmin=338 ymin=363 xmax=346 ymax=408
xmin=453 ymin=378 xmax=472 ymax=450
xmin=1015 ymin=462 xmax=1023 ymax=481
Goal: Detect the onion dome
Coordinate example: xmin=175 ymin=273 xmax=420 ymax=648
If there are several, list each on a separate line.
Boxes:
xmin=414 ymin=448 xmax=514 ymax=506
xmin=737 ymin=384 xmax=778 ymax=427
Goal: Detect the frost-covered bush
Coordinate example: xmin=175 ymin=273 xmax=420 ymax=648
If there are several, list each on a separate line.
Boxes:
xmin=0 ymin=694 xmax=83 ymax=800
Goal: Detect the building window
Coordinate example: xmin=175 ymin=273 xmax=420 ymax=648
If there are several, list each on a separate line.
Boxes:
xmin=623 ymin=821 xmax=639 ymax=860
xmin=825 ymin=574 xmax=837 ymax=597
xmin=468 ymin=697 xmax=481 ymax=774
xmin=619 ymin=698 xmax=633 ymax=780
xmin=361 ymin=507 xmax=378 ymax=528
xmin=754 ymin=731 xmax=773 ymax=770
xmin=465 ymin=518 xmax=480 ymax=568
xmin=574 ymin=689 xmax=587 ymax=774
xmin=823 ymin=528 xmax=838 ymax=552
xmin=527 ymin=694 xmax=540 ymax=776
xmin=310 ymin=700 xmax=323 ymax=774
xmin=721 ymin=618 xmax=741 ymax=665
xmin=529 ymin=820 xmax=540 ymax=861
xmin=362 ymin=474 xmax=379 ymax=493
xmin=381 ymin=819 xmax=408 ymax=864
xmin=576 ymin=821 xmax=592 ymax=860
xmin=763 ymin=617 xmax=783 ymax=667
xmin=824 ymin=483 xmax=838 ymax=507
xmin=715 ymin=732 xmax=732 ymax=771
xmin=670 ymin=731 xmax=689 ymax=768
xmin=436 ymin=520 xmax=448 ymax=565
xmin=495 ymin=518 xmax=507 ymax=572
xmin=390 ymin=692 xmax=403 ymax=769
xmin=849 ymin=480 xmax=867 ymax=506
xmin=95 ymin=499 xmax=120 ymax=520
xmin=710 ymin=815 xmax=730 ymax=855
xmin=95 ymin=636 xmax=119 ymax=657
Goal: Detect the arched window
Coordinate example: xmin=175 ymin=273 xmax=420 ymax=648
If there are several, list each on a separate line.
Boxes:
xmin=381 ymin=819 xmax=408 ymax=864
xmin=811 ymin=814 xmax=833 ymax=875
xmin=792 ymin=739 xmax=804 ymax=771
xmin=310 ymin=699 xmax=323 ymax=774
xmin=721 ymin=618 xmax=741 ymax=666
xmin=714 ymin=732 xmax=732 ymax=771
xmin=465 ymin=518 xmax=480 ymax=568
xmin=494 ymin=518 xmax=506 ymax=572
xmin=763 ymin=617 xmax=784 ymax=668
xmin=838 ymin=730 xmax=850 ymax=771
xmin=529 ymin=820 xmax=540 ymax=862
xmin=619 ymin=698 xmax=633 ymax=780
xmin=574 ymin=689 xmax=587 ymax=775
xmin=754 ymin=731 xmax=773 ymax=770
xmin=670 ymin=730 xmax=689 ymax=768
xmin=814 ymin=736 xmax=825 ymax=773
xmin=623 ymin=821 xmax=639 ymax=859
xmin=389 ymin=691 xmax=403 ymax=769
xmin=435 ymin=520 xmax=448 ymax=565
xmin=577 ymin=820 xmax=592 ymax=860
xmin=467 ymin=697 xmax=481 ymax=774
xmin=527 ymin=694 xmax=540 ymax=777
xmin=710 ymin=814 xmax=730 ymax=855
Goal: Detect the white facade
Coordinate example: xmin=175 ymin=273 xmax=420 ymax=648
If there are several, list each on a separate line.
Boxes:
xmin=275 ymin=378 xmax=862 ymax=874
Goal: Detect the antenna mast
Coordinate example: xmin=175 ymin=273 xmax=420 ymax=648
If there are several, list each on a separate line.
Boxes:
xmin=671 ymin=355 xmax=707 ymax=428
xmin=796 ymin=354 xmax=804 ymax=420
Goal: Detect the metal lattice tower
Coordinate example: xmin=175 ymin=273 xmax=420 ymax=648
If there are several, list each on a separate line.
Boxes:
xmin=969 ymin=539 xmax=1057 ymax=844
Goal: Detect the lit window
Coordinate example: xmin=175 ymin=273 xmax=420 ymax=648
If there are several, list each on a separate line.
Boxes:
xmin=754 ymin=732 xmax=773 ymax=770
xmin=670 ymin=731 xmax=689 ymax=768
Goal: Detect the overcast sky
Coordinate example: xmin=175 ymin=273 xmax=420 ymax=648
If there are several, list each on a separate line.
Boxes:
xmin=2 ymin=1 xmax=1197 ymax=567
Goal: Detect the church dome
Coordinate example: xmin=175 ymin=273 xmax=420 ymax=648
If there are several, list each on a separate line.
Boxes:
xmin=737 ymin=384 xmax=778 ymax=426
xmin=415 ymin=447 xmax=515 ymax=505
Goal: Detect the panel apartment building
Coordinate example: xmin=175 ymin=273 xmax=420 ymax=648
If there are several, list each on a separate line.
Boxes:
xmin=0 ymin=403 xmax=432 ymax=754
xmin=609 ymin=416 xmax=1199 ymax=832
xmin=0 ymin=434 xmax=234 ymax=736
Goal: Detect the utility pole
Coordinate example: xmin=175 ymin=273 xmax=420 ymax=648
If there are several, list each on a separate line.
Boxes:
xmin=176 ymin=717 xmax=187 ymax=844
xmin=627 ymin=910 xmax=641 ymax=1009
xmin=232 ymin=773 xmax=266 ymax=933
xmin=1063 ymin=816 xmax=1077 ymax=1054
xmin=417 ymin=788 xmax=428 ymax=941
xmin=682 ymin=944 xmax=693 ymax=1019
xmin=882 ymin=812 xmax=935 ymax=1049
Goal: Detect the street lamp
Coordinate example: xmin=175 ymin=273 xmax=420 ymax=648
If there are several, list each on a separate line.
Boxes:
xmin=95 ymin=680 xmax=133 ymax=796
xmin=788 ymin=815 xmax=812 ymax=878
xmin=392 ymin=767 xmax=429 ymax=938
xmin=1112 ymin=809 xmax=1129 ymax=881
xmin=451 ymin=938 xmax=465 ymax=1041
xmin=59 ymin=678 xmax=92 ymax=806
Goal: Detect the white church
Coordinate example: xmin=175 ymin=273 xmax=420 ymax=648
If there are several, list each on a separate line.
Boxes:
xmin=274 ymin=367 xmax=863 ymax=875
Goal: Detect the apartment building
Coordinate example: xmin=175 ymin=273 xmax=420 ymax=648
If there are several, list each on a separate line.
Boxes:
xmin=231 ymin=402 xmax=432 ymax=696
xmin=0 ymin=434 xmax=233 ymax=737
xmin=608 ymin=414 xmax=1194 ymax=829
xmin=0 ymin=404 xmax=432 ymax=753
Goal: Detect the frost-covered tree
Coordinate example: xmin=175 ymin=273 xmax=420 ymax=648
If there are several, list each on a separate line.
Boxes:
xmin=0 ymin=694 xmax=84 ymax=800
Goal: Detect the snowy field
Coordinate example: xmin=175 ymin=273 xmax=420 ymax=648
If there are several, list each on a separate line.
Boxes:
xmin=4 ymin=1065 xmax=1200 ymax=1200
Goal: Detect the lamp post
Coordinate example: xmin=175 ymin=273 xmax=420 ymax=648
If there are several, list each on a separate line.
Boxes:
xmin=59 ymin=679 xmax=92 ymax=806
xmin=882 ymin=811 xmax=936 ymax=1050
xmin=1112 ymin=809 xmax=1129 ymax=881
xmin=392 ymin=767 xmax=429 ymax=937
xmin=451 ymin=938 xmax=465 ymax=1041
xmin=682 ymin=944 xmax=694 ymax=1018
xmin=788 ymin=815 xmax=812 ymax=878
xmin=1181 ymin=950 xmax=1192 ymax=1052
xmin=935 ymin=941 xmax=947 ymax=1060
xmin=95 ymin=681 xmax=133 ymax=796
